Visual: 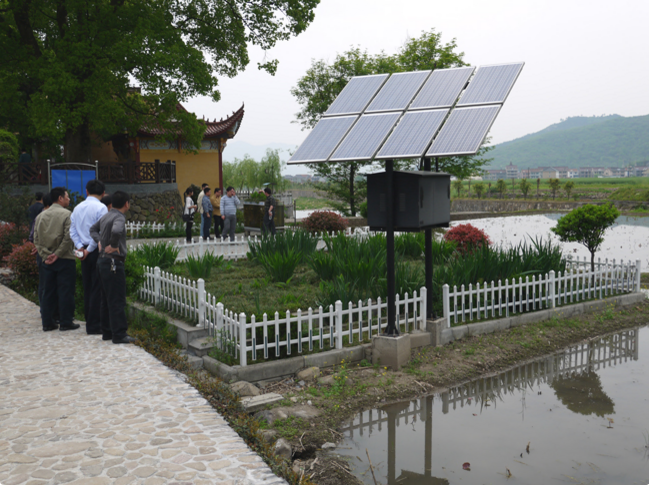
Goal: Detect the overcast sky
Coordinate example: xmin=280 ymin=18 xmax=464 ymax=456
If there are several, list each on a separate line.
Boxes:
xmin=184 ymin=0 xmax=649 ymax=172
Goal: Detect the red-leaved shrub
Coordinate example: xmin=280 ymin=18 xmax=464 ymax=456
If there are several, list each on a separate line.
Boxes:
xmin=302 ymin=211 xmax=348 ymax=233
xmin=444 ymin=224 xmax=491 ymax=254
xmin=0 ymin=223 xmax=29 ymax=262
xmin=4 ymin=241 xmax=39 ymax=291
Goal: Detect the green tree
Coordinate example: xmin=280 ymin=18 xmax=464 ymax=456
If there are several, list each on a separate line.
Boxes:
xmin=473 ymin=182 xmax=485 ymax=199
xmin=291 ymin=30 xmax=471 ymax=216
xmin=259 ymin=149 xmax=287 ymax=193
xmin=519 ymin=178 xmax=531 ymax=199
xmin=549 ymin=178 xmax=561 ymax=200
xmin=537 ymin=178 xmax=541 ymax=197
xmin=564 ymin=180 xmax=576 ymax=199
xmin=453 ymin=179 xmax=463 ymax=198
xmin=0 ymin=0 xmax=318 ymax=160
xmin=496 ymin=179 xmax=507 ymax=199
xmin=0 ymin=129 xmax=19 ymax=168
xmin=552 ymin=204 xmax=620 ymax=273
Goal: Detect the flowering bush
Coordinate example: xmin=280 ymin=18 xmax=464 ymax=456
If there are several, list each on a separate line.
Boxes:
xmin=4 ymin=241 xmax=38 ymax=292
xmin=444 ymin=223 xmax=491 ymax=255
xmin=0 ymin=223 xmax=29 ymax=262
xmin=302 ymin=211 xmax=348 ymax=233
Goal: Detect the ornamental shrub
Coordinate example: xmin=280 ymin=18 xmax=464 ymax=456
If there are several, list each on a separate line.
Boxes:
xmin=4 ymin=241 xmax=38 ymax=292
xmin=0 ymin=223 xmax=29 ymax=262
xmin=443 ymin=223 xmax=491 ymax=255
xmin=301 ymin=210 xmax=348 ymax=233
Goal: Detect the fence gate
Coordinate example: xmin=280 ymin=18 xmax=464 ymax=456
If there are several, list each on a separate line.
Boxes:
xmin=48 ymin=160 xmax=98 ymax=195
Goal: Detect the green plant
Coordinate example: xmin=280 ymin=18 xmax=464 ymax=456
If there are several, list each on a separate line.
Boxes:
xmin=548 ymin=178 xmax=561 ymax=200
xmin=125 ymin=252 xmax=146 ymax=298
xmin=359 ymin=201 xmax=368 ymax=218
xmin=209 ymin=329 xmax=238 ymax=365
xmin=443 ymin=223 xmax=491 ymax=255
xmin=395 ymin=233 xmax=422 ymax=258
xmin=452 ymin=179 xmax=463 ymax=197
xmin=258 ymin=249 xmax=302 ymax=283
xmin=129 ymin=308 xmax=178 ymax=345
xmin=301 ymin=210 xmax=348 ymax=233
xmin=248 ymin=191 xmax=267 ymax=203
xmin=4 ymin=241 xmax=38 ymax=292
xmin=519 ymin=178 xmax=532 ymax=199
xmin=496 ymin=179 xmax=507 ymax=198
xmin=131 ymin=241 xmax=180 ymax=269
xmin=0 ymin=222 xmax=29 ymax=260
xmin=473 ymin=182 xmax=485 ymax=199
xmin=186 ymin=252 xmax=229 ymax=279
xmin=248 ymin=229 xmax=318 ymax=264
xmin=564 ymin=180 xmax=575 ymax=199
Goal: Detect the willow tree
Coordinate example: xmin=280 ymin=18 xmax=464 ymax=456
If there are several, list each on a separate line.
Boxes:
xmin=0 ymin=0 xmax=318 ymax=160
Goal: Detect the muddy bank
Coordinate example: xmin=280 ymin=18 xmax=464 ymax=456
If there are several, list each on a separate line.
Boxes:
xmin=259 ymin=300 xmax=649 ymax=485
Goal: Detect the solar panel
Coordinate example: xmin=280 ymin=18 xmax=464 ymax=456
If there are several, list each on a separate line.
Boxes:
xmin=426 ymin=105 xmax=500 ymax=157
xmin=365 ymin=71 xmax=431 ymax=113
xmin=456 ymin=62 xmax=524 ymax=107
xmin=288 ymin=116 xmax=358 ymax=164
xmin=323 ymin=74 xmax=390 ymax=117
xmin=409 ymin=67 xmax=475 ymax=110
xmin=376 ymin=109 xmax=449 ymax=160
xmin=330 ymin=112 xmax=402 ymax=161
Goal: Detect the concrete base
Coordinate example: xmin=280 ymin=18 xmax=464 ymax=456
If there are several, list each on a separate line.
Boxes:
xmin=240 ymin=393 xmax=284 ymax=413
xmin=372 ymin=334 xmax=411 ymax=371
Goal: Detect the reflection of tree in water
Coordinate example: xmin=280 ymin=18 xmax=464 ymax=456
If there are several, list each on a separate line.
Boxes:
xmin=550 ymin=371 xmax=615 ymax=417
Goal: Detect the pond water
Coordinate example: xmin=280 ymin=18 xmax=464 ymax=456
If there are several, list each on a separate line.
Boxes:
xmin=336 ymin=326 xmax=649 ymax=485
xmin=452 ymin=214 xmax=649 ymax=270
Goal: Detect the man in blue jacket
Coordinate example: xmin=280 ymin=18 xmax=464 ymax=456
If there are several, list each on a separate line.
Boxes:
xmin=201 ymin=186 xmax=213 ymax=240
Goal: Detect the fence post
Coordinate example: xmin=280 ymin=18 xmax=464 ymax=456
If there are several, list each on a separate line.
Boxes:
xmin=335 ymin=300 xmax=343 ymax=349
xmin=239 ymin=313 xmax=247 ymax=367
xmin=636 ymin=260 xmax=642 ymax=292
xmin=420 ymin=286 xmax=427 ymax=330
xmin=154 ymin=267 xmax=161 ymax=306
xmin=199 ymin=236 xmax=204 ymax=257
xmin=549 ymin=270 xmax=556 ymax=308
xmin=197 ymin=278 xmax=206 ymax=327
xmin=216 ymin=302 xmax=224 ymax=345
xmin=442 ymin=284 xmax=450 ymax=328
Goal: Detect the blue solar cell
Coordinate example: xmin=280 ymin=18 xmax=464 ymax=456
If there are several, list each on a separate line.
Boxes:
xmin=365 ymin=71 xmax=431 ymax=113
xmin=288 ymin=116 xmax=358 ymax=164
xmin=324 ymin=74 xmax=389 ymax=116
xmin=427 ymin=106 xmax=500 ymax=157
xmin=330 ymin=113 xmax=402 ymax=161
xmin=409 ymin=67 xmax=475 ymax=110
xmin=456 ymin=62 xmax=524 ymax=106
xmin=376 ymin=109 xmax=449 ymax=159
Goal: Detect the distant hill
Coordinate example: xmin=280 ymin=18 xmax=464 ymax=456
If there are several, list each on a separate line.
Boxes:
xmin=488 ymin=114 xmax=649 ymax=169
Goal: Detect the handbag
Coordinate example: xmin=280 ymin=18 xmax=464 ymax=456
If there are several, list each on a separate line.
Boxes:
xmin=182 ymin=198 xmax=194 ymax=222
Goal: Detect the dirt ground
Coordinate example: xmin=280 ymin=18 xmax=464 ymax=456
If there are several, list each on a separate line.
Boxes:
xmin=259 ymin=299 xmax=649 ymax=485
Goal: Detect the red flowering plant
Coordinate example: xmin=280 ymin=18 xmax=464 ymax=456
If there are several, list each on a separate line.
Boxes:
xmin=0 ymin=223 xmax=29 ymax=263
xmin=443 ymin=223 xmax=491 ymax=255
xmin=4 ymin=241 xmax=39 ymax=292
xmin=302 ymin=211 xmax=348 ymax=233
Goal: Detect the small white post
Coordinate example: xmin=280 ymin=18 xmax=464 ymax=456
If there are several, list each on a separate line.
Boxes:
xmin=239 ymin=313 xmax=247 ymax=367
xmin=635 ymin=259 xmax=642 ymax=292
xmin=154 ymin=267 xmax=161 ymax=306
xmin=197 ymin=278 xmax=206 ymax=327
xmin=420 ymin=286 xmax=427 ymax=330
xmin=549 ymin=270 xmax=556 ymax=308
xmin=335 ymin=300 xmax=343 ymax=350
xmin=199 ymin=237 xmax=204 ymax=257
xmin=442 ymin=284 xmax=450 ymax=328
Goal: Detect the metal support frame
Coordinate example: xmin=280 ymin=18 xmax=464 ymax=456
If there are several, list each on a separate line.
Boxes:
xmin=423 ymin=157 xmax=435 ymax=318
xmin=384 ymin=159 xmax=398 ymax=336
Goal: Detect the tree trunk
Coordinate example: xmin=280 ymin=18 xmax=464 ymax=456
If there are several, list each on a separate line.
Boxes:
xmin=349 ymin=165 xmax=356 ymax=216
xmin=64 ymin=121 xmax=92 ymax=164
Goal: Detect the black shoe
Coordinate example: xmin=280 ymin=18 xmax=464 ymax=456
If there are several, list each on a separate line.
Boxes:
xmin=59 ymin=323 xmax=81 ymax=331
xmin=113 ymin=336 xmax=136 ymax=344
xmin=102 ymin=334 xmax=113 ymax=341
xmin=43 ymin=325 xmax=59 ymax=332
xmin=87 ymin=330 xmax=102 ymax=335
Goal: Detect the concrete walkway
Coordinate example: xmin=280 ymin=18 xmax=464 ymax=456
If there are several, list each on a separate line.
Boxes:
xmin=0 ymin=285 xmax=286 ymax=485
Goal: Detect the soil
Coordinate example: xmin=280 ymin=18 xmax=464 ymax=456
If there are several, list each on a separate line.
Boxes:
xmin=262 ymin=299 xmax=649 ymax=485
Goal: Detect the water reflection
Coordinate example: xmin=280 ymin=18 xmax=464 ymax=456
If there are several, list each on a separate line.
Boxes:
xmin=338 ymin=328 xmax=642 ymax=485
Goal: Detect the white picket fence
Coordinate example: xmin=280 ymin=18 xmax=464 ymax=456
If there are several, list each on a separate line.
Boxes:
xmin=139 ymin=266 xmax=427 ymax=366
xmin=126 ymin=221 xmax=183 ymax=238
xmin=442 ymin=257 xmax=641 ymax=328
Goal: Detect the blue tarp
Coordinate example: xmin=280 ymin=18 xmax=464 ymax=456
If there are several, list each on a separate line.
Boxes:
xmin=51 ymin=170 xmax=96 ymax=197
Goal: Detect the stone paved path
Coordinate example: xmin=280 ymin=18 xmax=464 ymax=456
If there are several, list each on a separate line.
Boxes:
xmin=0 ymin=285 xmax=286 ymax=485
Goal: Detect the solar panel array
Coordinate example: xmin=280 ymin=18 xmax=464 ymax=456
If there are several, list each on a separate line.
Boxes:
xmin=289 ymin=62 xmax=523 ymax=164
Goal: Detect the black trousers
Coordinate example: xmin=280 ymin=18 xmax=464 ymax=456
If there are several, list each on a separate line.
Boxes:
xmin=41 ymin=258 xmax=75 ymax=328
xmin=97 ymin=257 xmax=128 ymax=342
xmin=263 ymin=216 xmax=276 ymax=236
xmin=185 ymin=220 xmax=193 ymax=242
xmin=37 ymin=254 xmax=59 ymax=323
xmin=81 ymin=249 xmax=101 ymax=333
xmin=213 ymin=216 xmax=224 ymax=238
xmin=202 ymin=214 xmax=212 ymax=239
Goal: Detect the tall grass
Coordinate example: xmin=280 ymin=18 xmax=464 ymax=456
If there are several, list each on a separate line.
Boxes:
xmin=248 ymin=229 xmax=318 ymax=264
xmin=258 ymin=249 xmax=302 ymax=283
xmin=131 ymin=241 xmax=179 ymax=269
xmin=186 ymin=252 xmax=230 ymax=279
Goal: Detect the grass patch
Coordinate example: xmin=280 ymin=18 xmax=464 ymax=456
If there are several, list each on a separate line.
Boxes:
xmin=295 ymin=197 xmax=333 ymax=211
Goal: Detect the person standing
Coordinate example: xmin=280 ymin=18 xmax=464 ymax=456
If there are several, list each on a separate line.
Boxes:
xmin=210 ymin=187 xmax=223 ymax=238
xmin=27 ymin=192 xmax=44 ymax=242
xmin=201 ymin=187 xmax=213 ymax=240
xmin=18 ymin=148 xmax=32 ymax=181
xmin=34 ymin=187 xmax=79 ymax=332
xmin=70 ymin=180 xmax=108 ymax=335
xmin=32 ymin=194 xmax=59 ymax=324
xmin=183 ymin=187 xmax=197 ymax=243
xmin=220 ymin=186 xmax=240 ymax=242
xmin=196 ymin=182 xmax=208 ymax=238
xmin=261 ymin=187 xmax=277 ymax=236
xmin=90 ymin=191 xmax=135 ymax=344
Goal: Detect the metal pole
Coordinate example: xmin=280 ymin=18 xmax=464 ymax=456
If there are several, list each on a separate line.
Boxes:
xmin=385 ymin=159 xmax=398 ymax=336
xmin=47 ymin=159 xmax=51 ymax=191
xmin=424 ymin=157 xmax=434 ymax=318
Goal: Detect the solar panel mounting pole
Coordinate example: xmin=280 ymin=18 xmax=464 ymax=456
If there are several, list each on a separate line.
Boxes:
xmin=384 ymin=159 xmax=398 ymax=336
xmin=423 ymin=157 xmax=434 ymax=318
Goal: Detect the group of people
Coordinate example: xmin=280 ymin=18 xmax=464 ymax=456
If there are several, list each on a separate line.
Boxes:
xmin=182 ymin=184 xmax=277 ymax=243
xmin=28 ymin=181 xmax=134 ymax=343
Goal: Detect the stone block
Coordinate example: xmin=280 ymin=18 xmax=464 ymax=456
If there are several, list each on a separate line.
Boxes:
xmin=231 ymin=381 xmax=261 ymax=397
xmin=409 ymin=330 xmax=431 ymax=348
xmin=240 ymin=393 xmax=284 ymax=413
xmin=295 ymin=367 xmax=320 ymax=382
xmin=426 ymin=318 xmax=445 ymax=346
xmin=450 ymin=325 xmax=468 ymax=341
xmin=303 ymin=345 xmax=367 ymax=369
xmin=583 ymin=299 xmax=607 ymax=313
xmin=186 ymin=355 xmax=203 ymax=370
xmin=466 ymin=321 xmax=493 ymax=336
xmin=188 ymin=337 xmax=214 ymax=357
xmin=202 ymin=355 xmax=238 ymax=383
xmin=492 ymin=317 xmax=511 ymax=331
xmin=371 ymin=334 xmax=411 ymax=371
xmin=440 ymin=328 xmax=454 ymax=345
xmin=274 ymin=438 xmax=292 ymax=461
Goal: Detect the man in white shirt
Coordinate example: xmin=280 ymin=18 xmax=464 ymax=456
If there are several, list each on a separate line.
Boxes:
xmin=196 ymin=183 xmax=207 ymax=240
xmin=70 ymin=179 xmax=107 ymax=335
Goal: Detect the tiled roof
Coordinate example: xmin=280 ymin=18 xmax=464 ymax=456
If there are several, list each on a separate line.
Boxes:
xmin=138 ymin=103 xmax=244 ymax=139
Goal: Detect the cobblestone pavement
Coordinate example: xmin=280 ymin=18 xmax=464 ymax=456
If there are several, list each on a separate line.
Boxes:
xmin=0 ymin=285 xmax=286 ymax=485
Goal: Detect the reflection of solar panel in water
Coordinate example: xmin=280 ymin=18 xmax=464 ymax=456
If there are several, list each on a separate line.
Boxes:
xmin=376 ymin=109 xmax=449 ymax=159
xmin=330 ymin=112 xmax=402 ymax=161
xmin=365 ymin=71 xmax=431 ymax=113
xmin=427 ymin=105 xmax=500 ymax=157
xmin=323 ymin=74 xmax=389 ymax=117
xmin=288 ymin=116 xmax=358 ymax=164
xmin=456 ymin=62 xmax=524 ymax=106
xmin=409 ymin=67 xmax=475 ymax=110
